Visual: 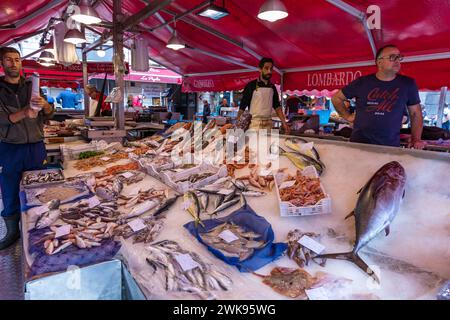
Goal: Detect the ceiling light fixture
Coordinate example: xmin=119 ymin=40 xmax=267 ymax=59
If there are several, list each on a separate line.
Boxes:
xmin=96 ymin=47 xmax=106 ymax=57
xmin=257 ymin=0 xmax=288 ymax=22
xmin=166 ymin=20 xmax=185 ymax=50
xmin=198 ymin=0 xmax=229 ymax=20
xmin=42 ymin=37 xmax=55 ymax=55
xmin=39 ymin=51 xmax=55 ymax=62
xmin=71 ymin=0 xmax=102 ymax=25
xmin=38 ymin=59 xmax=55 ymax=67
xmin=64 ymin=28 xmax=87 ymax=45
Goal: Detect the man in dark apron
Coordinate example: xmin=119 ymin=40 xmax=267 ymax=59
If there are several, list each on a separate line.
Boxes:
xmin=0 ymin=47 xmax=54 ymax=250
xmin=238 ymin=58 xmax=290 ymax=134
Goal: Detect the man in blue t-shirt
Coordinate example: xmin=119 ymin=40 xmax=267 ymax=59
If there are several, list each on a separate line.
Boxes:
xmin=56 ymin=88 xmax=79 ymax=109
xmin=331 ymin=45 xmax=425 ymax=149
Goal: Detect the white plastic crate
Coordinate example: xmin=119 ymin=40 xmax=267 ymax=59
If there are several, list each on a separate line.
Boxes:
xmin=275 ymin=166 xmax=332 ymax=217
xmin=161 ymin=162 xmax=227 ymax=194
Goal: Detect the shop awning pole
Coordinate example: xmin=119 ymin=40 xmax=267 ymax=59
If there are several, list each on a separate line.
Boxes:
xmin=113 ymin=0 xmax=125 ymax=130
xmin=81 ymin=25 xmax=90 ymax=118
xmin=436 ymin=86 xmax=448 ymax=128
xmin=280 ymin=72 xmax=284 ymax=111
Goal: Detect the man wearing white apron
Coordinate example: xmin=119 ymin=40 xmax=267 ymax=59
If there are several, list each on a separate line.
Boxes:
xmin=238 ymin=58 xmax=290 ymax=134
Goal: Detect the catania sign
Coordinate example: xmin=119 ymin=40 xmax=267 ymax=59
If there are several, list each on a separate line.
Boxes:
xmin=307 ymin=71 xmax=362 ymax=88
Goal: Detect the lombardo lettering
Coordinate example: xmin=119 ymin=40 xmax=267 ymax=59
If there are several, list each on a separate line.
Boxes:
xmin=194 ymin=79 xmax=215 ymax=88
xmin=307 ymin=71 xmax=362 ymax=87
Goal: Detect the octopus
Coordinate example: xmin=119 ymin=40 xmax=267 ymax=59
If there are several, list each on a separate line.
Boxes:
xmin=254 ymin=267 xmax=317 ymax=299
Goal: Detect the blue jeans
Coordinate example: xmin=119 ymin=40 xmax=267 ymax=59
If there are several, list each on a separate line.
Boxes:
xmin=0 ymin=141 xmax=47 ymax=217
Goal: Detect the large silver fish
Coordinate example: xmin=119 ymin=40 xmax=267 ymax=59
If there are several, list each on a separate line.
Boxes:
xmin=315 ymin=161 xmax=406 ymax=283
xmin=35 ymin=199 xmax=61 ymax=229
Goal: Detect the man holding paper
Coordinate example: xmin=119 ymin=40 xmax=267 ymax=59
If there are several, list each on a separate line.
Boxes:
xmin=0 ymin=47 xmax=54 ymax=250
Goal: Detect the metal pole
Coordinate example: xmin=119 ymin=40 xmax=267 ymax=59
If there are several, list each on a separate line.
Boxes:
xmin=280 ymin=72 xmax=285 ymax=113
xmin=113 ymin=0 xmax=125 ymax=130
xmin=150 ymin=1 xmax=210 ymax=32
xmin=436 ymin=86 xmax=448 ymax=128
xmin=81 ymin=26 xmax=90 ymax=118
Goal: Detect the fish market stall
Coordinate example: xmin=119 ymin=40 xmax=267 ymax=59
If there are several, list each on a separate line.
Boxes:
xmin=18 ymin=124 xmax=450 ymax=300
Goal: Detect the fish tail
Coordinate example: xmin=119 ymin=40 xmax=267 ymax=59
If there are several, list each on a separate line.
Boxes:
xmin=314 ymin=251 xmax=380 ymax=283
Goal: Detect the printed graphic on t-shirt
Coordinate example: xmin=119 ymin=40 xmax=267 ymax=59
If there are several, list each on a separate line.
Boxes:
xmin=366 ymin=87 xmax=401 ymax=115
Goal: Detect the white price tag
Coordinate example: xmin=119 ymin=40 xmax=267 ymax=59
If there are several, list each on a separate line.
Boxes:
xmin=279 ymin=180 xmax=295 ymax=189
xmin=127 ymin=218 xmax=147 ymax=232
xmin=87 ymin=196 xmax=101 ymax=208
xmin=217 ymin=188 xmax=234 ymax=195
xmin=174 ymin=253 xmax=200 ymax=272
xmin=121 ymin=172 xmax=135 ymax=179
xmin=100 ymin=157 xmax=111 ymax=161
xmin=34 ymin=205 xmax=49 ymax=216
xmin=232 ymin=155 xmax=243 ymax=163
xmin=298 ymin=235 xmax=325 ymax=254
xmin=227 ymin=135 xmax=239 ymax=144
xmin=305 ymin=287 xmax=330 ymax=300
xmin=55 ymin=225 xmax=71 ymax=238
xmin=259 ymin=169 xmax=272 ymax=177
xmin=218 ymin=230 xmax=240 ymax=243
xmin=300 ymin=142 xmax=315 ymax=153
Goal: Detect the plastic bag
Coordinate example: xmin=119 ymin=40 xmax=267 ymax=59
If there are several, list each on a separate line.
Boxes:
xmin=184 ymin=204 xmax=287 ymax=272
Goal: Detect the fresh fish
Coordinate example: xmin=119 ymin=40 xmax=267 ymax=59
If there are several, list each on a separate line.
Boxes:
xmin=210 ymin=197 xmax=240 ymax=216
xmin=231 ymin=179 xmax=247 ymax=191
xmin=112 ymin=178 xmax=123 ymax=195
xmin=196 ymin=188 xmax=219 ymax=195
xmin=253 ymin=267 xmax=317 ymax=299
xmin=213 ymin=194 xmax=225 ymax=209
xmin=210 ymin=177 xmax=230 ymax=187
xmin=96 ymin=187 xmax=116 ymax=201
xmin=285 ymin=138 xmax=320 ymax=160
xmin=223 ymin=188 xmax=237 ymax=203
xmin=198 ymin=192 xmax=209 ymax=213
xmin=280 ymin=147 xmax=325 ymax=176
xmin=315 ymin=161 xmax=406 ymax=283
xmin=184 ymin=191 xmax=204 ymax=227
xmin=153 ymin=196 xmax=179 ymax=216
xmin=241 ymin=190 xmax=266 ymax=197
xmin=35 ymin=199 xmax=61 ymax=229
xmin=51 ymin=241 xmax=72 ymax=255
xmin=122 ymin=199 xmax=160 ymax=219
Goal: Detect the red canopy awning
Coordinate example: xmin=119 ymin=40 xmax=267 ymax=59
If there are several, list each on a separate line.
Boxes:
xmin=182 ymin=71 xmax=281 ymax=92
xmin=2 ymin=1 xmax=450 ymax=92
xmin=283 ymin=58 xmax=450 ymax=92
xmin=90 ymin=68 xmax=182 ymax=84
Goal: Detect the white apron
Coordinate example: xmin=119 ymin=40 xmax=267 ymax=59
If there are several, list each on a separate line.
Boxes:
xmin=249 ymin=87 xmax=274 ymax=130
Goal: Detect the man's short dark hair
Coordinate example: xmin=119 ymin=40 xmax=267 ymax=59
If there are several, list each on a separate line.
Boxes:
xmin=375 ymin=44 xmax=397 ymax=62
xmin=259 ymin=57 xmax=274 ymax=69
xmin=0 ymin=47 xmax=21 ymax=61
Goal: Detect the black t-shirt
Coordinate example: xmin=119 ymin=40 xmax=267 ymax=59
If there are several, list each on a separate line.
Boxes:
xmin=2 ymin=81 xmax=29 ymax=107
xmin=240 ymin=79 xmax=280 ymax=111
xmin=342 ymin=74 xmax=420 ymax=147
xmin=4 ymin=82 xmax=19 ymax=94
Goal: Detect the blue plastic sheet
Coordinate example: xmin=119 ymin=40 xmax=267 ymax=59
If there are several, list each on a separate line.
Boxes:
xmin=28 ymin=228 xmax=121 ymax=277
xmin=184 ymin=204 xmax=287 ymax=272
xmin=20 ymin=188 xmax=92 ymax=212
